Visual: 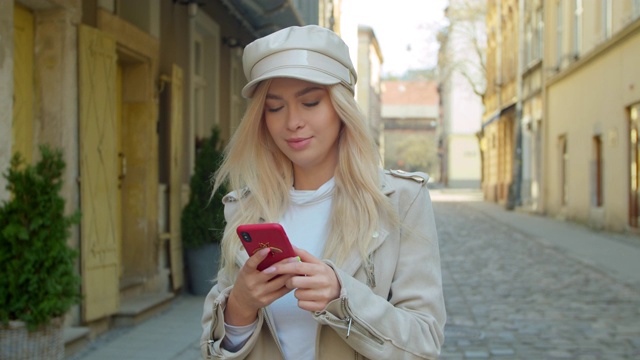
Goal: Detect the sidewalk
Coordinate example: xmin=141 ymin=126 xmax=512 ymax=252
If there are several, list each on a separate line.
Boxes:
xmin=430 ymin=188 xmax=640 ymax=290
xmin=68 ymin=295 xmax=206 ymax=360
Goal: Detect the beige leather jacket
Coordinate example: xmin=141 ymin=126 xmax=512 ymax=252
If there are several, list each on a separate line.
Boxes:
xmin=200 ymin=170 xmax=446 ymax=359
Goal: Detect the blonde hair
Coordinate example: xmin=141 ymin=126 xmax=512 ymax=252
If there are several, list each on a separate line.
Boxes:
xmin=212 ymin=81 xmax=397 ymax=279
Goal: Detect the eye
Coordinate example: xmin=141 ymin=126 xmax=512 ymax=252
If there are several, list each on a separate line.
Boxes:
xmin=303 ymin=101 xmax=320 ymax=108
xmin=265 ymin=105 xmax=284 ymax=113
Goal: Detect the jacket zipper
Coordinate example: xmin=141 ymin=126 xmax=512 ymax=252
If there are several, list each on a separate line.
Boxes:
xmin=340 ymin=297 xmax=384 ymax=345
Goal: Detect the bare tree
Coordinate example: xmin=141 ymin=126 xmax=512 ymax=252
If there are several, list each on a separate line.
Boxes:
xmin=437 ymin=0 xmax=487 ymax=98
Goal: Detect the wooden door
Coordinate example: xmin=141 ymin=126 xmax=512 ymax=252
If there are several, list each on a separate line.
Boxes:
xmin=78 ymin=25 xmax=120 ymax=321
xmin=12 ymin=4 xmax=34 ymax=163
xmin=169 ymin=64 xmax=185 ymax=290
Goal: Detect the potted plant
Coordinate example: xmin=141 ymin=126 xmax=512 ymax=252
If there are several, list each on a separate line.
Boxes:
xmin=0 ymin=144 xmax=81 ymax=359
xmin=181 ymin=127 xmax=228 ymax=295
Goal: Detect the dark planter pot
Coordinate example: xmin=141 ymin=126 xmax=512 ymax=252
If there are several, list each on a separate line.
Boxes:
xmin=185 ymin=243 xmax=221 ymax=296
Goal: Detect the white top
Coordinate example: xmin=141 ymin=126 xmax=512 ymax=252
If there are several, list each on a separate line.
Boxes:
xmin=223 ymin=178 xmax=335 ymax=359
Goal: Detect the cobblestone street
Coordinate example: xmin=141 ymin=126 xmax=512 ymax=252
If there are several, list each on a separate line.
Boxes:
xmin=433 ymin=192 xmax=640 ymax=359
xmin=68 ymin=190 xmax=640 ymax=360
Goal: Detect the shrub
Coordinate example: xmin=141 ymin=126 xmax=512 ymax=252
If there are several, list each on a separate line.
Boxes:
xmin=0 ymin=145 xmax=81 ymax=330
xmin=181 ymin=127 xmax=228 ymax=249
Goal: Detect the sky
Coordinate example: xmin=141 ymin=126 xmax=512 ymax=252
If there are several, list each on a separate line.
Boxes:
xmin=347 ymin=0 xmax=449 ymax=76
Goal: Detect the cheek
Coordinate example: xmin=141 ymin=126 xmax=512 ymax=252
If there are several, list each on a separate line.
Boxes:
xmin=264 ymin=115 xmax=279 ymax=139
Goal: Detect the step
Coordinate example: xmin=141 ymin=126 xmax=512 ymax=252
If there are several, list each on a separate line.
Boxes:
xmin=113 ymin=292 xmax=175 ymax=327
xmin=63 ymin=326 xmax=90 ymax=358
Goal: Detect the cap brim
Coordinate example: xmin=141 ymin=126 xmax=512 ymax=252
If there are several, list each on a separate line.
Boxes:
xmin=241 ymin=68 xmax=341 ymax=98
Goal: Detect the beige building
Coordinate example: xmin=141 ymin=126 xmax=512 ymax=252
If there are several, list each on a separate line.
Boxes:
xmin=2 ymin=0 xmax=329 ymax=354
xmin=521 ymin=0 xmax=545 ymax=210
xmin=544 ymin=0 xmax=640 ymax=231
xmin=483 ymin=0 xmax=640 ymax=233
xmin=481 ymin=0 xmax=519 ymax=204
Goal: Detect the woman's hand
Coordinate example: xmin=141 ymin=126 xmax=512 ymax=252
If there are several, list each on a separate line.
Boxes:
xmin=225 ymin=248 xmax=296 ymax=326
xmin=267 ymin=247 xmax=341 ymax=312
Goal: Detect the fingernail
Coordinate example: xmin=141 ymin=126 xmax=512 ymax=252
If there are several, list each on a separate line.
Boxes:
xmin=287 ymin=256 xmax=300 ymax=263
xmin=295 ymin=256 xmax=301 ymax=262
xmin=263 ymin=266 xmax=275 ymax=274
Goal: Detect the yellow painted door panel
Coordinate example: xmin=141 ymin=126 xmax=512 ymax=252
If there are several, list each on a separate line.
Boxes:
xmin=78 ymin=24 xmax=120 ymax=321
xmin=12 ymin=4 xmax=34 ymax=163
xmin=169 ymin=64 xmax=184 ymax=290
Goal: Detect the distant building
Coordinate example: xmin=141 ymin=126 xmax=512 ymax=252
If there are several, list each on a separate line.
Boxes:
xmin=438 ymin=0 xmax=484 ymax=189
xmin=357 ymin=26 xmax=384 ymax=152
xmin=381 ymin=81 xmax=440 ymax=176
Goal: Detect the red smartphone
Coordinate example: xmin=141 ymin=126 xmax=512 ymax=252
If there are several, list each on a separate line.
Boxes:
xmin=236 ymin=223 xmax=297 ymax=271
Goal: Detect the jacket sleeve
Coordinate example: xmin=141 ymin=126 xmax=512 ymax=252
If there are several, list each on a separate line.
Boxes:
xmin=314 ymin=184 xmax=446 ymax=359
xmin=199 ymin=269 xmax=266 ymax=359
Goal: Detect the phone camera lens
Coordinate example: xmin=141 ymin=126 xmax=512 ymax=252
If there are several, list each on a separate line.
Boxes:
xmin=241 ymin=232 xmax=251 ymax=242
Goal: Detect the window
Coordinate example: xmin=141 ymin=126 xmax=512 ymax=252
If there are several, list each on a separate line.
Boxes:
xmin=592 ymin=135 xmax=603 ymax=207
xmin=230 ymin=48 xmax=246 ymax=131
xmin=525 ymin=15 xmax=533 ymax=64
xmin=556 ymin=1 xmax=563 ymax=66
xmin=535 ymin=7 xmax=543 ymax=61
xmin=602 ymin=0 xmax=612 ymax=39
xmin=193 ymin=34 xmax=206 ymax=143
xmin=573 ymin=0 xmax=582 ymax=57
xmin=189 ymin=13 xmax=220 ymax=174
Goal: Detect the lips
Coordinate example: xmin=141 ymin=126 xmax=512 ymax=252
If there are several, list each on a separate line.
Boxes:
xmin=286 ymin=137 xmax=312 ymax=150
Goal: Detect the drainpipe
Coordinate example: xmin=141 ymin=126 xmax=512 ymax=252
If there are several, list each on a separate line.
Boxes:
xmin=507 ymin=0 xmax=525 ymax=210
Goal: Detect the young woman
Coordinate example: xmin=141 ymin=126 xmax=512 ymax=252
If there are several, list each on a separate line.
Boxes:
xmin=200 ymin=25 xmax=446 ymax=360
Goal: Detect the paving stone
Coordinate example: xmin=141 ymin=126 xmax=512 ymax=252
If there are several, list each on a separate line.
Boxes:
xmin=464 ymin=350 xmax=489 ymax=358
xmin=433 ymin=198 xmax=640 ymax=360
xmin=489 ymin=348 xmax=515 ymax=356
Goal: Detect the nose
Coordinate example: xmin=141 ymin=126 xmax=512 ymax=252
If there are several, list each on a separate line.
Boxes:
xmin=286 ymin=106 xmax=304 ymax=131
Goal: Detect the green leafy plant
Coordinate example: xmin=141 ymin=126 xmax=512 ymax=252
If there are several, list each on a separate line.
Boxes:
xmin=181 ymin=127 xmax=228 ymax=249
xmin=0 ymin=145 xmax=81 ymax=331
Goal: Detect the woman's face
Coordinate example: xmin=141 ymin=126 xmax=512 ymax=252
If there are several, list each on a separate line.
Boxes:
xmin=264 ymin=78 xmax=342 ymax=179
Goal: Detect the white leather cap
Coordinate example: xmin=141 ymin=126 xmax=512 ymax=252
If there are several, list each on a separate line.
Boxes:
xmin=241 ymin=25 xmax=357 ymax=98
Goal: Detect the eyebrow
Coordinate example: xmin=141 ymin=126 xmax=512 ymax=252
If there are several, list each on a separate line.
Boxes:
xmin=266 ymin=86 xmax=324 ymax=100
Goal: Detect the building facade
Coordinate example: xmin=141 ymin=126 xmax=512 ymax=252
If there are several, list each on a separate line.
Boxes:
xmin=521 ymin=0 xmax=545 ymax=211
xmin=544 ymin=0 xmax=640 ymax=231
xmin=482 ymin=0 xmax=640 ymax=234
xmin=1 ymin=0 xmax=327 ymax=353
xmin=482 ymin=0 xmax=519 ymax=204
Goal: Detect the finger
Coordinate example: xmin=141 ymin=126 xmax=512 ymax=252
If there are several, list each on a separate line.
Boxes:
xmin=293 ymin=247 xmax=322 ymax=264
xmin=262 ymin=256 xmax=302 ymax=275
xmin=292 ymin=287 xmax=333 ymax=301
xmin=245 ymin=247 xmax=272 ymax=270
xmin=296 ymin=300 xmax=326 ymax=313
xmin=286 ymin=273 xmax=325 ymax=289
